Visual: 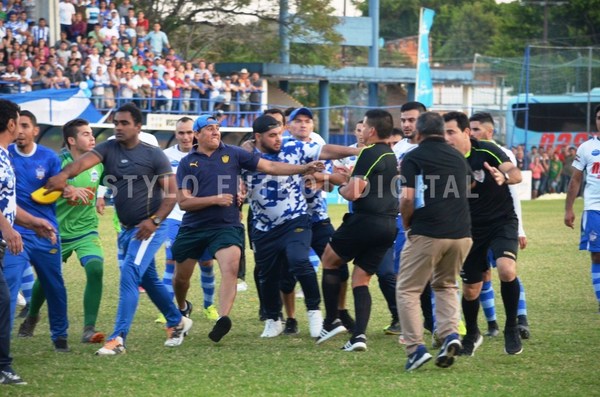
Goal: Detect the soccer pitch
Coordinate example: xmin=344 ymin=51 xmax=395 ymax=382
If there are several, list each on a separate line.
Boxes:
xmin=7 ymin=199 xmax=600 ymax=396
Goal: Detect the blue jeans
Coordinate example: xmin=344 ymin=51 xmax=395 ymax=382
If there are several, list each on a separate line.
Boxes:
xmin=110 ymin=224 xmax=181 ymax=341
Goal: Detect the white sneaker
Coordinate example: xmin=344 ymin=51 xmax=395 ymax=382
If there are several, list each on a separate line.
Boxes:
xmin=16 ymin=292 xmax=26 ymax=307
xmin=95 ymin=336 xmax=126 ymax=355
xmin=260 ymin=319 xmax=283 ymax=338
xmin=237 ymin=281 xmax=248 ymax=292
xmin=165 ymin=316 xmax=193 ymax=347
xmin=307 ymin=310 xmax=323 ymax=338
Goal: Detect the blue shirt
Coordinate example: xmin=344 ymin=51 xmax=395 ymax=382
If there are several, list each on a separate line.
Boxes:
xmin=244 ymin=140 xmax=321 ymax=232
xmin=0 ymin=146 xmax=16 ymax=231
xmin=9 ymin=143 xmax=61 ymax=234
xmin=177 ymin=143 xmax=260 ymax=229
xmin=282 ymin=132 xmax=330 ymax=223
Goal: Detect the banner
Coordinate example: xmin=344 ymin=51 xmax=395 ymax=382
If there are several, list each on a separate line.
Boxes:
xmin=3 ymin=88 xmax=103 ymax=124
xmin=416 ymin=7 xmax=435 ymax=108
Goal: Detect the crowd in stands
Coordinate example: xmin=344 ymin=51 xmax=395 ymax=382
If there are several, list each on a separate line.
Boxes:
xmin=511 ymin=145 xmax=577 ymax=199
xmin=0 ymin=0 xmax=264 ymax=126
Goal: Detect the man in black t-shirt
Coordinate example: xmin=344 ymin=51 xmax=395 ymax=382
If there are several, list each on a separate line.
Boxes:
xmin=316 ymin=109 xmax=398 ymax=352
xmin=443 ymin=111 xmax=524 ymax=356
xmin=398 ymin=112 xmax=473 ymax=371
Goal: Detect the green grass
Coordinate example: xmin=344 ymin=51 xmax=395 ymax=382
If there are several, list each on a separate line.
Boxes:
xmin=7 ymin=200 xmax=600 ymax=396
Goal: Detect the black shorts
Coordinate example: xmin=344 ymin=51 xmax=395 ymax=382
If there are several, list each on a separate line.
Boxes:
xmin=460 ymin=219 xmax=518 ymax=284
xmin=172 ymin=226 xmax=244 ymax=264
xmin=330 ymin=213 xmax=397 ymax=275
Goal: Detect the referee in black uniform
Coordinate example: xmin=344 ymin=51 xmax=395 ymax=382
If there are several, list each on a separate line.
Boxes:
xmin=316 ymin=109 xmax=398 ymax=352
xmin=443 ymin=111 xmax=524 ymax=356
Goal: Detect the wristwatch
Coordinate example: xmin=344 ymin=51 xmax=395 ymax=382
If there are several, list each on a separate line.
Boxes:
xmin=150 ymin=215 xmax=162 ymax=226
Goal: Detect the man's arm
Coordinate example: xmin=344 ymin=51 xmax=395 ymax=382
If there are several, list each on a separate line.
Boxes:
xmin=256 ymin=158 xmax=324 ymax=176
xmin=484 ymin=161 xmax=522 ymax=185
xmin=14 ymin=205 xmax=57 ymax=244
xmin=319 ymin=144 xmax=361 ymax=160
xmin=399 ymin=186 xmax=415 ymax=230
xmin=0 ymin=214 xmax=22 ymax=254
xmin=45 ymin=151 xmax=102 ymax=192
xmin=338 ymin=176 xmax=368 ymax=202
xmin=135 ymin=174 xmax=177 ymax=240
xmin=565 ymin=169 xmax=583 ymax=229
xmin=178 ymin=188 xmax=234 ymax=212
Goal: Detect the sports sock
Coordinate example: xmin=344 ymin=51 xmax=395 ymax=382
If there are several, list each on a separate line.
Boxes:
xmin=28 ymin=279 xmax=45 ymax=317
xmin=162 ymin=262 xmax=175 ymax=300
xmin=83 ymin=258 xmax=104 ymax=327
xmin=377 ymin=273 xmax=398 ymax=322
xmin=200 ymin=264 xmax=215 ymax=308
xmin=517 ymin=277 xmax=527 ymax=317
xmin=462 ymin=296 xmax=480 ymax=336
xmin=353 ymin=286 xmax=371 ymax=338
xmin=501 ymin=278 xmax=520 ymax=328
xmin=322 ymin=268 xmax=341 ymax=324
xmin=591 ymin=263 xmax=600 ymax=303
xmin=480 ymin=279 xmax=497 ymax=322
xmin=20 ymin=262 xmax=34 ymax=303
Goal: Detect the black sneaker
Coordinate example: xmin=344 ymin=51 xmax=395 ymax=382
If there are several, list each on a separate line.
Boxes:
xmin=338 ymin=310 xmax=355 ymax=333
xmin=53 ymin=336 xmax=71 ymax=353
xmin=283 ymin=318 xmax=299 ymax=335
xmin=208 ymin=316 xmax=232 ymax=342
xmin=17 ymin=315 xmax=39 ymax=338
xmin=460 ymin=332 xmax=483 ymax=356
xmin=341 ymin=334 xmax=367 ymax=352
xmin=504 ymin=326 xmax=523 ymax=355
xmin=517 ymin=315 xmax=530 ymax=339
xmin=316 ymin=319 xmax=346 ymax=344
xmin=484 ymin=321 xmax=500 ymax=337
xmin=180 ymin=300 xmax=193 ymax=318
xmin=0 ymin=368 xmax=26 ymax=385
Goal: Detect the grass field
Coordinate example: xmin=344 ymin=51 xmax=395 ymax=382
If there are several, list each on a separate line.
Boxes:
xmin=5 ymin=199 xmax=600 ymax=396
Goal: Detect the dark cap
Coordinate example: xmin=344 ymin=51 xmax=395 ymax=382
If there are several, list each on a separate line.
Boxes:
xmin=253 ymin=115 xmax=281 ymax=134
xmin=288 ymin=107 xmax=313 ymax=122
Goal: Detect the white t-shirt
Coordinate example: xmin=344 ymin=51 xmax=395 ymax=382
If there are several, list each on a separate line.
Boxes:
xmin=59 ymin=2 xmax=76 ymax=25
xmin=163 ymin=145 xmax=189 ymax=221
xmin=392 ymin=138 xmax=418 ymax=167
xmin=497 ymin=142 xmax=526 ymax=237
xmin=572 ymin=136 xmax=600 ymax=211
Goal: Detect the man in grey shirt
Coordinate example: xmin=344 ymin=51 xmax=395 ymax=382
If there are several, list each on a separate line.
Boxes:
xmin=46 ymin=103 xmax=191 ymax=356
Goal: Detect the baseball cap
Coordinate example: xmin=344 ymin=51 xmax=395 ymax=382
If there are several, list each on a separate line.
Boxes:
xmin=288 ymin=107 xmax=313 ymax=122
xmin=193 ymin=114 xmax=219 ymax=131
xmin=240 ymin=68 xmax=249 ymax=74
xmin=253 ymin=115 xmax=281 ymax=134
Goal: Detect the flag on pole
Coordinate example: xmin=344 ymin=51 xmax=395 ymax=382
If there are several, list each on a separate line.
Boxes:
xmin=416 ymin=7 xmax=435 ymax=108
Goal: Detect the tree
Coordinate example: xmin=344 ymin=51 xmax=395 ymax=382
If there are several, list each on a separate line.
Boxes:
xmin=132 ymin=0 xmax=342 ymax=66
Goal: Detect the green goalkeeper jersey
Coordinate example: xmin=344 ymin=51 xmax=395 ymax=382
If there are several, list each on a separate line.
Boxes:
xmin=56 ymin=149 xmax=104 ymax=239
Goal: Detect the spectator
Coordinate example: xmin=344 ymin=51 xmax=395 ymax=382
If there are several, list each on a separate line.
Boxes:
xmin=561 ymin=146 xmax=577 ymax=193
xmin=122 ymin=8 xmax=136 ymax=27
xmin=548 ymin=151 xmax=563 ymax=193
xmin=0 ymin=64 xmax=19 ymax=93
xmin=59 ymin=0 xmax=76 ymax=40
xmin=98 ymin=1 xmax=110 ymax=27
xmin=189 ymin=71 xmax=205 ymax=113
xmin=85 ymin=0 xmax=100 ymax=34
xmin=49 ymin=67 xmax=70 ymax=88
xmin=135 ymin=11 xmax=148 ymax=41
xmin=134 ymin=69 xmax=152 ymax=110
xmin=146 ymin=23 xmax=170 ymax=56
xmin=66 ymin=61 xmax=84 ymax=84
xmin=92 ymin=65 xmax=109 ymax=107
xmin=108 ymin=9 xmax=120 ymax=27
xmin=31 ymin=18 xmax=49 ymax=46
xmin=69 ymin=12 xmax=86 ymax=41
xmin=210 ymin=72 xmax=225 ymax=112
xmin=118 ymin=0 xmax=133 ymax=17
xmin=530 ymin=155 xmax=544 ymax=199
xmin=14 ymin=11 xmax=29 ymax=44
xmin=149 ymin=69 xmax=167 ymax=111
xmin=99 ymin=19 xmax=118 ymax=45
